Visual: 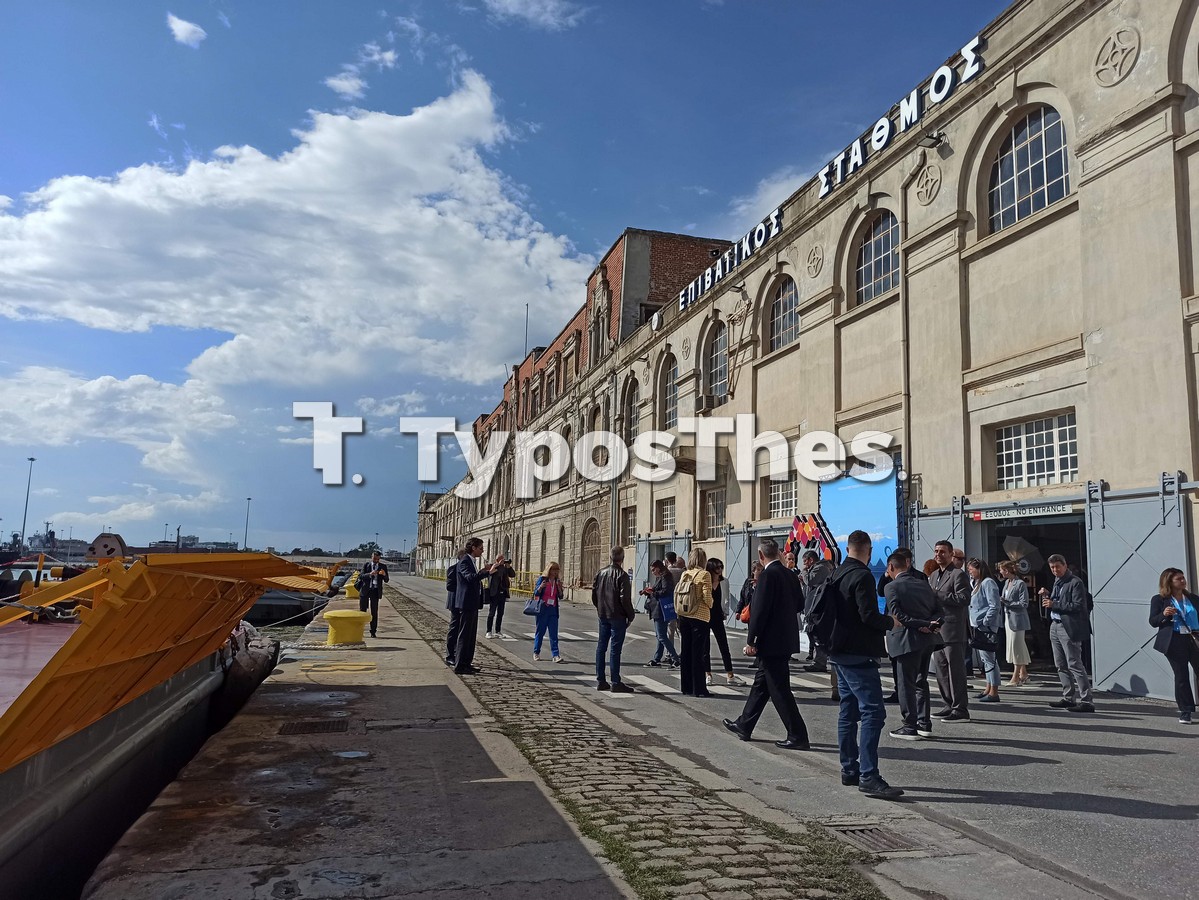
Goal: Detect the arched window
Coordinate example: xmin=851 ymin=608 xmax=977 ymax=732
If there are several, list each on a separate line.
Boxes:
xmin=623 ymin=377 xmax=640 ymax=443
xmin=558 ymin=526 xmax=566 ymax=570
xmin=769 ymin=277 xmax=800 ymax=351
xmin=706 ymin=323 xmax=728 ymax=403
xmin=559 ymin=425 xmax=572 ymax=488
xmin=525 ymin=533 xmax=531 ymax=572
xmin=540 ymin=529 xmax=547 ymax=571
xmin=988 ymin=105 xmax=1071 ymax=233
xmin=854 ymin=211 xmax=900 ymax=307
xmin=580 ymin=518 xmax=601 ymax=581
xmin=660 ymin=354 xmax=679 ymax=429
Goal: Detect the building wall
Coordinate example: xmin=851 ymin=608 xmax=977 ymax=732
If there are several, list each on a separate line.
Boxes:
xmin=419 ymin=0 xmax=1199 ymax=599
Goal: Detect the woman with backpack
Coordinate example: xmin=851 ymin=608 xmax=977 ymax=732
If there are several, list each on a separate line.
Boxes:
xmin=532 ymin=561 xmax=564 ymax=663
xmin=705 ymin=558 xmax=745 ymax=686
xmin=676 ymin=548 xmax=714 ymax=697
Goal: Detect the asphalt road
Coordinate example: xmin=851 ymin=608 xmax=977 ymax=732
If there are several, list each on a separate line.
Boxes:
xmin=401 ymin=577 xmax=1199 ymax=900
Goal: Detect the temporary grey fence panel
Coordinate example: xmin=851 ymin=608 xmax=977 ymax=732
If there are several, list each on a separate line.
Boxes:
xmin=908 ymin=507 xmax=956 ymax=569
xmin=724 ymin=527 xmax=753 ymax=632
xmin=1086 ymin=479 xmax=1190 ymax=699
xmin=633 ymin=535 xmax=652 ymax=613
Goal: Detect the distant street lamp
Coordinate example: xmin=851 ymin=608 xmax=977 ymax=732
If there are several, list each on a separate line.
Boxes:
xmin=19 ymin=457 xmax=36 ymax=553
xmin=375 ymin=531 xmax=379 ymax=551
xmin=164 ymin=523 xmax=169 ymax=541
xmin=243 ymin=498 xmax=252 ymax=551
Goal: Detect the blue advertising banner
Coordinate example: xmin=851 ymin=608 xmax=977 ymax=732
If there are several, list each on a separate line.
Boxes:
xmin=818 ymin=470 xmax=901 ymax=612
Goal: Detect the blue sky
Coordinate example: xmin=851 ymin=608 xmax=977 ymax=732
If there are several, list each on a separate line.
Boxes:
xmin=0 ymin=0 xmax=1008 ymax=554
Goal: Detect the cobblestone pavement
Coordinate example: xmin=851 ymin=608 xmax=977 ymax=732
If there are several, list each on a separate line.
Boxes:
xmin=391 ymin=589 xmax=884 ymax=900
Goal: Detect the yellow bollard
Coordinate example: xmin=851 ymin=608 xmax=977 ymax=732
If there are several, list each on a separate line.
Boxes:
xmin=323 ymin=609 xmax=372 ymax=645
xmin=345 ymin=574 xmax=361 ymax=600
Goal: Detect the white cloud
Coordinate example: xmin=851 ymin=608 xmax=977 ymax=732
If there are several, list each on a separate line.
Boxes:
xmin=148 ymin=112 xmax=168 ymax=140
xmin=52 ymin=485 xmax=223 ymax=530
xmin=725 ymin=164 xmax=814 ymax=236
xmin=325 ymin=40 xmax=400 ymax=101
xmin=0 ymin=367 xmax=235 ymax=481
xmin=278 ymin=436 xmax=314 ymax=445
xmin=0 ymin=72 xmax=593 ymax=392
xmin=166 ymin=13 xmax=207 ymax=49
xmin=358 ymin=391 xmax=427 ymax=417
xmin=325 ymin=70 xmax=367 ymax=100
xmin=478 ymin=0 xmax=587 ymax=30
xmin=217 ymin=11 xmax=231 ymax=28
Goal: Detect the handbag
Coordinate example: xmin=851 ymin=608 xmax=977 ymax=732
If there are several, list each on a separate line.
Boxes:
xmin=523 ymin=596 xmax=543 ymax=616
xmin=738 ymin=603 xmax=751 ymax=624
xmin=970 ymin=628 xmax=998 ymax=652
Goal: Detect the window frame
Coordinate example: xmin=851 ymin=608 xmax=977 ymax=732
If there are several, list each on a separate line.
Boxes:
xmin=853 ymin=211 xmax=900 ymax=308
xmin=705 ymin=323 xmax=729 ymax=403
xmin=987 ymin=105 xmax=1071 ymax=235
xmin=768 ymin=277 xmax=800 ymax=352
xmin=700 ymin=487 xmax=727 ymax=540
xmin=994 ymin=411 xmax=1079 ymax=490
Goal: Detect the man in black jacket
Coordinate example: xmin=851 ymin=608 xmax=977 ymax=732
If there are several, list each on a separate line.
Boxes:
xmin=359 ymin=551 xmax=389 ymax=638
xmin=723 ymin=537 xmax=809 ymax=749
xmin=485 ymin=557 xmax=516 ymax=639
xmin=884 ymin=551 xmax=941 ymax=740
xmin=592 ymin=547 xmax=636 ymax=693
xmin=828 ymin=530 xmax=903 ymax=799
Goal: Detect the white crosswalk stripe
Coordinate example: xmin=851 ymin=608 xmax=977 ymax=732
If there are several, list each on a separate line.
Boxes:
xmin=625 ymin=675 xmax=673 ymax=694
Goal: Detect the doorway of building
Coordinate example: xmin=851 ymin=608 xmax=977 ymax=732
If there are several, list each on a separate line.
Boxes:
xmin=983 ymin=514 xmax=1089 ymax=672
xmin=580 ymin=519 xmax=601 ymax=587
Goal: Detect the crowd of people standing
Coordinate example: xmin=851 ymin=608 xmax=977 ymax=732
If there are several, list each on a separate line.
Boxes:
xmin=438 ymin=531 xmax=1198 ymax=801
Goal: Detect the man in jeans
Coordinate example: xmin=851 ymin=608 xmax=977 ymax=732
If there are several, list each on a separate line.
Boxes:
xmin=829 ymin=530 xmax=904 ymax=799
xmin=1041 ymin=553 xmax=1094 ymax=712
xmin=642 ymin=560 xmax=680 ymax=667
xmin=592 ymin=547 xmax=636 ymax=693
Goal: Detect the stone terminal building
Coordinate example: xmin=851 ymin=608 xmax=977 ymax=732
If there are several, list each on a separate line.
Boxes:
xmin=417 ymin=0 xmax=1199 ymax=701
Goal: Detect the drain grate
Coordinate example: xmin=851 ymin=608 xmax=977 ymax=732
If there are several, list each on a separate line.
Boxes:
xmin=824 ymin=823 xmax=920 ymax=854
xmin=279 ymin=719 xmax=350 ymax=735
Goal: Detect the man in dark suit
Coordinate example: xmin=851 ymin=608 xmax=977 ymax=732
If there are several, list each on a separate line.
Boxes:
xmin=884 ymin=551 xmax=941 ymax=740
xmin=723 ymin=537 xmax=810 ymax=750
xmin=929 ymin=540 xmax=971 ymax=721
xmin=444 ymin=551 xmax=465 ymax=667
xmin=451 ymin=538 xmax=500 ymax=675
xmin=359 ymin=551 xmax=389 ymax=638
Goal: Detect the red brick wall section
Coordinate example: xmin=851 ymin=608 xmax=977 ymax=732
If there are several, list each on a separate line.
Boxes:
xmin=647 ymin=233 xmax=731 ymax=309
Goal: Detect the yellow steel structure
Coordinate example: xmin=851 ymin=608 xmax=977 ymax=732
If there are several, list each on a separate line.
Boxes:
xmin=0 ymin=553 xmax=334 ymax=774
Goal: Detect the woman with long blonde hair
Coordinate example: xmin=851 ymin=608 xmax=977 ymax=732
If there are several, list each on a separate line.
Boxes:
xmin=677 ymin=547 xmax=714 ymax=697
xmin=532 ymin=561 xmax=564 ymax=663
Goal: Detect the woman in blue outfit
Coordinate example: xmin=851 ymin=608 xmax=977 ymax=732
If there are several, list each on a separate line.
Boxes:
xmin=641 ymin=559 xmax=680 ymax=667
xmin=1149 ymin=567 xmax=1199 ymax=724
xmin=532 ymin=561 xmax=564 ymax=663
xmin=967 ymin=558 xmax=1002 ymax=703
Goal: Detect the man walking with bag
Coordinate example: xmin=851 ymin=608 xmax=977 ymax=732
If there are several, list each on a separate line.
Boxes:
xmin=723 ymin=537 xmax=810 ymax=749
xmin=451 ymin=538 xmax=500 ymax=675
xmin=930 ymin=540 xmax=972 ymax=722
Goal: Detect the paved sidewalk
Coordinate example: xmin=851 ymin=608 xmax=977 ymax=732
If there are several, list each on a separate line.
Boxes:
xmin=84 ymin=591 xmax=632 ymax=899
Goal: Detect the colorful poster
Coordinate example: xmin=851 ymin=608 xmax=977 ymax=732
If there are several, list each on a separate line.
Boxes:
xmin=818 ymin=471 xmax=901 ymax=611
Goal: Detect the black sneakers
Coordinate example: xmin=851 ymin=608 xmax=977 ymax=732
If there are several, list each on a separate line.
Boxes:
xmin=1048 ymin=699 xmax=1074 ymax=709
xmin=888 ymin=726 xmax=922 ymax=741
xmin=610 ymin=682 xmax=635 ymax=694
xmin=859 ymin=776 xmax=905 ymax=799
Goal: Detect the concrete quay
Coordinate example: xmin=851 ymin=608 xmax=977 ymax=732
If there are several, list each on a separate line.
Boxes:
xmin=85 ymin=578 xmax=1199 ymax=900
xmin=83 ymin=590 xmax=631 ymax=900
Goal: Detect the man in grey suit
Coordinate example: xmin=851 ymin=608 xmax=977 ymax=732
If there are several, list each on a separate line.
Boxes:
xmin=929 ymin=540 xmax=972 ymax=721
xmin=1040 ymin=553 xmax=1094 ymax=712
xmin=884 ymin=551 xmax=941 ymax=739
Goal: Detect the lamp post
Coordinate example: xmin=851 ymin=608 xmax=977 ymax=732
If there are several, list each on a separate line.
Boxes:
xmin=243 ymin=498 xmax=252 ymax=551
xmin=375 ymin=531 xmax=379 ymax=552
xmin=19 ymin=457 xmax=35 ymax=553
xmin=67 ymin=526 xmax=73 ymax=565
xmin=163 ymin=523 xmax=169 ymax=542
